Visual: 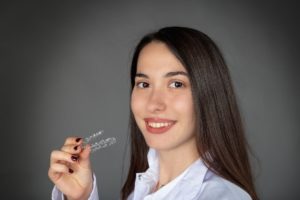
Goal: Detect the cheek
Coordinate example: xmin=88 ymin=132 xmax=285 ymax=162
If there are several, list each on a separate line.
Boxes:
xmin=169 ymin=95 xmax=193 ymax=111
xmin=131 ymin=91 xmax=144 ymax=117
xmin=172 ymin=94 xmax=195 ymax=117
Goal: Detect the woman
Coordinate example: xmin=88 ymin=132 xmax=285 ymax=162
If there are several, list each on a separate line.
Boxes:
xmin=49 ymin=26 xmax=259 ymax=200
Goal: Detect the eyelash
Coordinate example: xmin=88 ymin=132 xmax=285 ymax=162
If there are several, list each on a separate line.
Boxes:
xmin=135 ymin=81 xmax=185 ymax=89
xmin=136 ymin=82 xmax=149 ymax=88
xmin=169 ymin=81 xmax=184 ymax=88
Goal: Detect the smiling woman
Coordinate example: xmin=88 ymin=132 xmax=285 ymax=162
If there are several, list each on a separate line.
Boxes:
xmin=131 ymin=42 xmax=197 ymax=153
xmin=49 ymin=27 xmax=259 ymax=200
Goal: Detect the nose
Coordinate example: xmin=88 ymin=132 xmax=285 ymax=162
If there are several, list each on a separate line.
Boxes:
xmin=146 ymin=88 xmax=166 ymax=113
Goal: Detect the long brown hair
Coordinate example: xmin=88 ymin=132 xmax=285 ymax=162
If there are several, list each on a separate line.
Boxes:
xmin=121 ymin=27 xmax=258 ymax=200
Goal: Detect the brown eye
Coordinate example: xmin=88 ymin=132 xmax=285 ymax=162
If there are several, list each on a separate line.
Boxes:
xmin=136 ymin=82 xmax=149 ymax=88
xmin=170 ymin=81 xmax=184 ymax=88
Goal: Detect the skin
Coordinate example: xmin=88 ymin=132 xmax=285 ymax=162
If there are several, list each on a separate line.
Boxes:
xmin=48 ymin=138 xmax=93 ymax=200
xmin=131 ymin=41 xmax=200 ymax=189
xmin=48 ymin=41 xmax=200 ymax=197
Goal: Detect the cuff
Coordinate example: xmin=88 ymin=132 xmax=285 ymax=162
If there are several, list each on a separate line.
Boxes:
xmin=51 ymin=173 xmax=99 ymax=200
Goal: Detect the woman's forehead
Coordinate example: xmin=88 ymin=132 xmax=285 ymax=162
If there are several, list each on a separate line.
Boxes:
xmin=136 ymin=42 xmax=186 ymax=73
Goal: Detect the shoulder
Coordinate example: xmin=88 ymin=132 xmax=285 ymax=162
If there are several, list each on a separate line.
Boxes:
xmin=198 ymin=170 xmax=252 ymax=200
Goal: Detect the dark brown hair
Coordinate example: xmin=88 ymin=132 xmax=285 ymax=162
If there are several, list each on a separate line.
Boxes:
xmin=121 ymin=27 xmax=258 ymax=200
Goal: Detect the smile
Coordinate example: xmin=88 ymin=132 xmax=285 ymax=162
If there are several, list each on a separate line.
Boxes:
xmin=144 ymin=118 xmax=176 ymax=134
xmin=148 ymin=122 xmax=173 ymax=128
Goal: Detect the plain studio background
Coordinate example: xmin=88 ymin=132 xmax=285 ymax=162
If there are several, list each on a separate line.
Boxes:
xmin=1 ymin=1 xmax=299 ymax=199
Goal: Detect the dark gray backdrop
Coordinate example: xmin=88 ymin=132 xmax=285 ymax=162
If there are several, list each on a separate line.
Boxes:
xmin=1 ymin=1 xmax=299 ymax=199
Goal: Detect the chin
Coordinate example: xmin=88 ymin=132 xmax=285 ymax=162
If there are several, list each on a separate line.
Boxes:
xmin=145 ymin=139 xmax=173 ymax=151
xmin=145 ymin=139 xmax=163 ymax=149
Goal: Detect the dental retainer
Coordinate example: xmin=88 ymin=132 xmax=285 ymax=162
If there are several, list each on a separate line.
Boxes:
xmin=82 ymin=130 xmax=117 ymax=153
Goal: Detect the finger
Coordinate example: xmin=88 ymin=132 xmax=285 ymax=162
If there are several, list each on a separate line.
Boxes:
xmin=80 ymin=144 xmax=91 ymax=160
xmin=48 ymin=163 xmax=72 ymax=182
xmin=77 ymin=144 xmax=92 ymax=168
xmin=49 ymin=163 xmax=70 ymax=174
xmin=61 ymin=144 xmax=82 ymax=154
xmin=57 ymin=159 xmax=68 ymax=166
xmin=50 ymin=150 xmax=79 ymax=165
xmin=64 ymin=137 xmax=83 ymax=146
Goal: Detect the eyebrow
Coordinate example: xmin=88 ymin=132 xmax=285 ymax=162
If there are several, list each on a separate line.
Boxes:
xmin=135 ymin=71 xmax=188 ymax=78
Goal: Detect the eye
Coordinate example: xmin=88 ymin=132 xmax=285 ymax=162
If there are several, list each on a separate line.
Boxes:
xmin=169 ymin=81 xmax=184 ymax=88
xmin=136 ymin=82 xmax=149 ymax=88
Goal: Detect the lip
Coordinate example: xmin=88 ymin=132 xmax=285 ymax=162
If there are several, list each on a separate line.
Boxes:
xmin=144 ymin=118 xmax=176 ymax=134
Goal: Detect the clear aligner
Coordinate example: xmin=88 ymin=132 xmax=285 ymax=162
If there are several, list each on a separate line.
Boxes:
xmin=83 ymin=130 xmax=117 ymax=153
xmin=90 ymin=137 xmax=117 ymax=152
xmin=84 ymin=130 xmax=104 ymax=144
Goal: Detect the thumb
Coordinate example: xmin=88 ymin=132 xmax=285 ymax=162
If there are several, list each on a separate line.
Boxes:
xmin=78 ymin=144 xmax=92 ymax=168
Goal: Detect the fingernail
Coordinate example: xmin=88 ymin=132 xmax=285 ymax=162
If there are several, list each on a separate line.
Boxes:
xmin=69 ymin=168 xmax=74 ymax=173
xmin=76 ymin=138 xmax=82 ymax=142
xmin=71 ymin=155 xmax=79 ymax=161
xmin=74 ymin=145 xmax=78 ymax=150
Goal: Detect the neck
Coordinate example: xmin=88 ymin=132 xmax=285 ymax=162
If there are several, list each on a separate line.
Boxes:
xmin=157 ymin=140 xmax=200 ymax=188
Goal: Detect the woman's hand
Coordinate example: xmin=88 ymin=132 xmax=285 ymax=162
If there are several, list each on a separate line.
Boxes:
xmin=48 ymin=137 xmax=93 ymax=200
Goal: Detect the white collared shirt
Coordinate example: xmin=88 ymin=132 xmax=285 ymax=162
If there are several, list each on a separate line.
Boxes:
xmin=52 ymin=148 xmax=252 ymax=200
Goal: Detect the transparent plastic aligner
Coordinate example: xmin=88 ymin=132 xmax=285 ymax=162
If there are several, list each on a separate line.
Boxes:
xmin=83 ymin=130 xmax=117 ymax=153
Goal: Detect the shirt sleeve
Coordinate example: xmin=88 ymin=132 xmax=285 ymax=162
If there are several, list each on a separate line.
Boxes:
xmin=51 ymin=174 xmax=99 ymax=200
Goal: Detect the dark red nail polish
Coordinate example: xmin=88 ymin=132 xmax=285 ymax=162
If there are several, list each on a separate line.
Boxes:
xmin=74 ymin=145 xmax=78 ymax=150
xmin=76 ymin=138 xmax=82 ymax=142
xmin=71 ymin=155 xmax=78 ymax=161
xmin=69 ymin=168 xmax=74 ymax=173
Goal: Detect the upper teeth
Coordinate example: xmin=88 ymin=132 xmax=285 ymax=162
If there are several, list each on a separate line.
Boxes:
xmin=148 ymin=122 xmax=172 ymax=128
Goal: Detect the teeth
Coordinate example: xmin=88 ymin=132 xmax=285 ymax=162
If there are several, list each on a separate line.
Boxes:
xmin=148 ymin=122 xmax=172 ymax=128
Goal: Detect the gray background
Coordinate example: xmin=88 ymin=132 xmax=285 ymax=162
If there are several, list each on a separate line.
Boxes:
xmin=1 ymin=1 xmax=299 ymax=199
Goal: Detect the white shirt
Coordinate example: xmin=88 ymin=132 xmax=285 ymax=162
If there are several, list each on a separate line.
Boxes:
xmin=52 ymin=148 xmax=252 ymax=200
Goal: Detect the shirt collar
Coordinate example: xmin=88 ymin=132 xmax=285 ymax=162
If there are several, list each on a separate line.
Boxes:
xmin=132 ymin=148 xmax=209 ymax=200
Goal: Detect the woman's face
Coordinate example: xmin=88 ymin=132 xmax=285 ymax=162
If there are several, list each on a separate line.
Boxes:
xmin=131 ymin=41 xmax=197 ymax=152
